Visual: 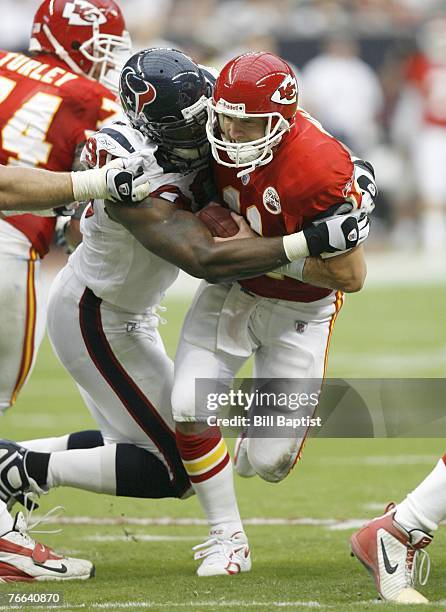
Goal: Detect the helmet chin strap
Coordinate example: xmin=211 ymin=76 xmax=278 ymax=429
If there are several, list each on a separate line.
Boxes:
xmin=236 ymin=151 xmax=273 ymax=178
xmin=43 ymin=24 xmax=86 ymax=77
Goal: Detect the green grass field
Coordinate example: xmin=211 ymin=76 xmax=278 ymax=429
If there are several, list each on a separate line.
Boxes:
xmin=1 ymin=285 xmax=446 ymax=611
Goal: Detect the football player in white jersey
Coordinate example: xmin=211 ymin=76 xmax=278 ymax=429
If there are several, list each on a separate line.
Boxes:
xmin=0 ymin=48 xmax=371 ymax=575
xmin=0 ymin=144 xmax=155 ymax=583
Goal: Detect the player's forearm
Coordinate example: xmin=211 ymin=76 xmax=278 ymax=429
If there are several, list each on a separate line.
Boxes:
xmin=302 ymin=247 xmax=366 ymax=293
xmin=111 ymin=204 xmax=290 ymax=282
xmin=193 ymin=237 xmax=289 ymax=283
xmin=0 ymin=167 xmax=74 ymax=210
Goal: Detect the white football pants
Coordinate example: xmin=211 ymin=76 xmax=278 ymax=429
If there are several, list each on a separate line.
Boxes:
xmin=0 ymin=220 xmax=45 ymax=412
xmin=46 ymin=264 xmax=188 ymax=492
xmin=172 ymin=281 xmax=343 ymax=483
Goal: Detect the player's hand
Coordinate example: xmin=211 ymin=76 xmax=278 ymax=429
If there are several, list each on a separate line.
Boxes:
xmin=353 ymin=158 xmax=377 ymax=215
xmin=214 ymin=213 xmax=257 ymax=242
xmin=303 ymin=213 xmax=370 ymax=258
xmin=105 ymin=154 xmax=152 ymax=204
xmin=72 ymin=152 xmax=153 ymax=204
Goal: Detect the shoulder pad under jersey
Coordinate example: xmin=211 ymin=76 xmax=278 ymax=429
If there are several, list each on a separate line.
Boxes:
xmin=81 ymin=120 xmax=156 ymax=169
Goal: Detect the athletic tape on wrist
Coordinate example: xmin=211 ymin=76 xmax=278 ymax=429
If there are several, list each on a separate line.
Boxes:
xmin=276 ymin=258 xmax=306 ymax=281
xmin=71 ymin=168 xmax=105 ymax=202
xmin=282 ymin=232 xmax=309 ymax=261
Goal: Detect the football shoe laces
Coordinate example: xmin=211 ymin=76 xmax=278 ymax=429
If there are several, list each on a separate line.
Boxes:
xmin=0 ymin=510 xmax=94 ymax=582
xmin=193 ymin=528 xmax=251 ymax=576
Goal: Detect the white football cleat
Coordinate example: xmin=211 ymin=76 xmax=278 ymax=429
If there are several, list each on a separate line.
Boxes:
xmin=351 ymin=503 xmax=432 ymax=604
xmin=233 ymin=433 xmax=256 ymax=478
xmin=0 ymin=512 xmax=94 ymax=582
xmin=193 ymin=527 xmax=251 ymax=576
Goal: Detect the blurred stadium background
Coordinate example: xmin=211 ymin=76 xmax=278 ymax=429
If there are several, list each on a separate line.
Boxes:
xmin=1 ymin=1 xmax=446 ymax=608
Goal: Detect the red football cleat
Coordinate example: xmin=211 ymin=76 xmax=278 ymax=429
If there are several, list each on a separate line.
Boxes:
xmin=0 ymin=512 xmax=94 ymax=582
xmin=351 ymin=503 xmax=432 ymax=603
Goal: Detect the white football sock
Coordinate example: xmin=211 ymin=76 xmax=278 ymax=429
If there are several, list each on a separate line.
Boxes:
xmin=19 ymin=435 xmax=69 ymax=452
xmin=395 ymin=457 xmax=446 ymax=532
xmin=47 ymin=445 xmax=117 ymax=494
xmin=0 ymin=500 xmax=13 ymax=535
xmin=193 ymin=460 xmax=243 ymax=531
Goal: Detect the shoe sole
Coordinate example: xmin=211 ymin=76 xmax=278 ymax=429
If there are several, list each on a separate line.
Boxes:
xmin=0 ymin=564 xmax=95 ymax=582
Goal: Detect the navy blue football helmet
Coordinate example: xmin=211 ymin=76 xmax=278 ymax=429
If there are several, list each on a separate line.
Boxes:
xmin=119 ymin=48 xmax=214 ymax=171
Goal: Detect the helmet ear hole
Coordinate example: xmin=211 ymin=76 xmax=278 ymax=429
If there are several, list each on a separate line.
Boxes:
xmin=71 ymin=41 xmax=81 ymax=51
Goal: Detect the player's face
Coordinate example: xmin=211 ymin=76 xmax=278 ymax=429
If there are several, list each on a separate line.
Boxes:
xmin=220 ymin=115 xmax=267 ymax=143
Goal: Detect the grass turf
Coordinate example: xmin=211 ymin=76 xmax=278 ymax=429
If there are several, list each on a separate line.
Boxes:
xmin=1 ymin=284 xmax=446 ymax=610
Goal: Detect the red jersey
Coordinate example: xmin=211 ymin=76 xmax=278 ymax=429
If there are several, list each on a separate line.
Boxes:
xmin=405 ymin=53 xmax=446 ymax=127
xmin=0 ymin=50 xmax=120 ymax=257
xmin=215 ymin=109 xmax=361 ymax=302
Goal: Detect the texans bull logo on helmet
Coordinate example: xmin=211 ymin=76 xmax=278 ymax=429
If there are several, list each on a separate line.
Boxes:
xmin=121 ymin=66 xmax=157 ymax=116
xmin=62 ymin=0 xmax=108 ymax=26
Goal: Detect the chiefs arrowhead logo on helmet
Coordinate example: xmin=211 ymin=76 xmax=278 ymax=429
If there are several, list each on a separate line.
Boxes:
xmin=122 ymin=66 xmax=157 ymax=115
xmin=62 ymin=0 xmax=108 ymax=26
xmin=270 ymin=74 xmax=298 ymax=106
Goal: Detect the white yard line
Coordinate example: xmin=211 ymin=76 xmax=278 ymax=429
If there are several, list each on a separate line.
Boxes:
xmin=33 ymin=515 xmax=446 ymax=531
xmin=0 ymin=599 xmax=364 ymax=610
xmin=7 ymin=598 xmax=446 ymax=610
xmin=83 ymin=534 xmax=198 ymax=542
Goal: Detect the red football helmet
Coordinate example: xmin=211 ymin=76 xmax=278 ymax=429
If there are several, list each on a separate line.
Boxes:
xmin=29 ymin=0 xmax=131 ymax=92
xmin=206 ymin=52 xmax=298 ymax=175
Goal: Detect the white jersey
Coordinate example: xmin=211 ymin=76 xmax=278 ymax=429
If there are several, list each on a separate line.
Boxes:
xmin=69 ymin=119 xmax=210 ymax=313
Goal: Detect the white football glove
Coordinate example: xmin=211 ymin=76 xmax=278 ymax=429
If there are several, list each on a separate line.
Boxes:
xmin=352 ymin=157 xmax=377 ymax=215
xmin=280 ymin=212 xmax=370 ymax=277
xmin=71 ymin=153 xmax=152 ymax=204
xmin=310 ymin=211 xmax=370 ymax=259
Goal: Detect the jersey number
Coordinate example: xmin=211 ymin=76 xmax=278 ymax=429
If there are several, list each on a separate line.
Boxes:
xmin=222 ymin=186 xmax=284 ymax=280
xmin=223 ymin=186 xmax=263 ymax=234
xmin=0 ymin=76 xmax=62 ymax=167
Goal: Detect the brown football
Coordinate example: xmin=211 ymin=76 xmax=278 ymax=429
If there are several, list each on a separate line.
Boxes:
xmin=196 ymin=204 xmax=239 ymax=238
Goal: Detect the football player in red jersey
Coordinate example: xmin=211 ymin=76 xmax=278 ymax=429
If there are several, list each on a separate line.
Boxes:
xmin=399 ymin=18 xmax=446 ymax=252
xmin=171 ymin=52 xmax=373 ymax=575
xmin=0 ymin=0 xmax=130 ymax=415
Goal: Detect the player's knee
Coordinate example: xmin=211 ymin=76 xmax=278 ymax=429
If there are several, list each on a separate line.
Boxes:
xmin=248 ymin=447 xmax=297 ymax=483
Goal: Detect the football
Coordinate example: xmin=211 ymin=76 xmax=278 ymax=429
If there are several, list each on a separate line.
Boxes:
xmin=196 ymin=204 xmax=239 ymax=238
